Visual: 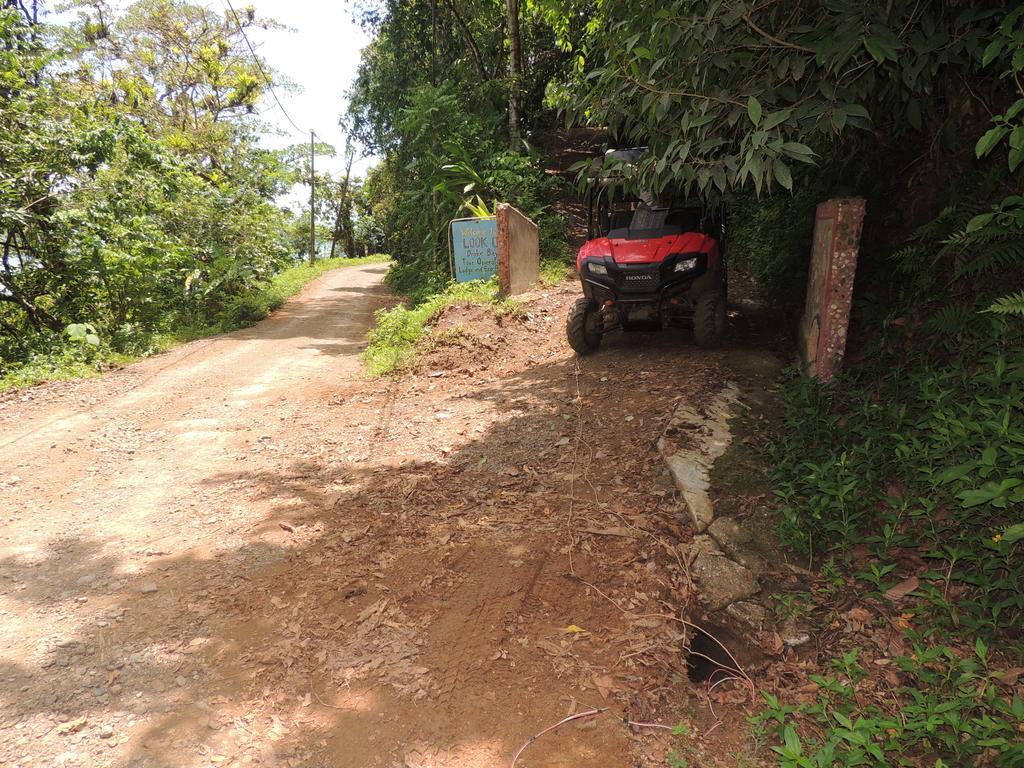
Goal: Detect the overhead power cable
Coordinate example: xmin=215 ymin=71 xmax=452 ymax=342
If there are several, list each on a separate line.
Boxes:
xmin=221 ymin=0 xmax=331 ymax=261
xmin=221 ymin=0 xmax=308 ymax=137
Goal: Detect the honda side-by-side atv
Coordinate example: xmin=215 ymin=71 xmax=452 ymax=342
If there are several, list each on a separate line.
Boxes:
xmin=566 ymin=149 xmax=727 ymax=355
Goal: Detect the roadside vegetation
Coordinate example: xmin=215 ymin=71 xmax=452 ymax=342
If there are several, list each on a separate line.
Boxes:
xmin=1 ymin=254 xmax=389 ymax=391
xmin=365 ymin=258 xmax=564 ymax=375
xmin=364 ymin=279 xmax=509 ymax=376
xmin=345 ymin=0 xmax=583 ymax=349
xmin=756 ymin=342 xmax=1024 ymax=765
xmin=0 ymin=2 xmax=376 ymax=390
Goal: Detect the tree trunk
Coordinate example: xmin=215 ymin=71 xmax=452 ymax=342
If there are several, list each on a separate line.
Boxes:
xmin=505 ymin=0 xmax=522 ymax=152
xmin=309 ymin=131 xmax=316 ymax=263
xmin=1 ymin=230 xmax=61 ymax=331
xmin=329 ymin=152 xmax=356 ymax=259
xmin=430 ymin=0 xmax=437 ymax=86
xmin=343 ymin=217 xmax=357 ymax=261
xmin=441 ymin=0 xmax=488 ymax=84
xmin=0 ymin=287 xmax=61 ymax=331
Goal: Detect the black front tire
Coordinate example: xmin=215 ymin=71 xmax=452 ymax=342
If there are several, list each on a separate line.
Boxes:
xmin=693 ymin=290 xmax=726 ymax=348
xmin=567 ymin=297 xmax=602 ymax=355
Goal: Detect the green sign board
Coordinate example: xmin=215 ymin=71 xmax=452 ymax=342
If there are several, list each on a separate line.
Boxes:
xmin=450 ymin=217 xmax=498 ymax=282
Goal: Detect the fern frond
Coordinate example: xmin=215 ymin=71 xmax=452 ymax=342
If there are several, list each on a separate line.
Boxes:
xmin=891 ymin=243 xmax=928 ymax=275
xmin=954 ymin=236 xmax=1024 ymax=277
xmin=923 ymin=304 xmax=973 ymax=335
xmin=986 ymin=291 xmax=1024 ymax=316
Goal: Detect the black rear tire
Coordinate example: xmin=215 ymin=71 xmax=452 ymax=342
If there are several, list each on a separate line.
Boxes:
xmin=693 ymin=290 xmax=726 ymax=348
xmin=567 ymin=297 xmax=602 ymax=355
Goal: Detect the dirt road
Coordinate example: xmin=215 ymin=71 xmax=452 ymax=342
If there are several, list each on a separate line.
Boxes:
xmin=1 ymin=262 xmax=767 ymax=767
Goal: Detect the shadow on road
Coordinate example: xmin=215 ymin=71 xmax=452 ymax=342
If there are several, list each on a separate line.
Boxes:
xmin=0 ymin=280 xmax=781 ymax=767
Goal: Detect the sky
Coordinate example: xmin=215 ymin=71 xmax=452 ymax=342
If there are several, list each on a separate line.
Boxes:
xmin=236 ymin=0 xmax=377 ymax=206
xmin=233 ymin=0 xmax=376 ymax=177
xmin=42 ymin=0 xmax=377 ymax=200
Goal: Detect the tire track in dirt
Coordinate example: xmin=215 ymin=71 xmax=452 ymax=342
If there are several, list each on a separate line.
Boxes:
xmin=428 ymin=547 xmax=534 ymax=706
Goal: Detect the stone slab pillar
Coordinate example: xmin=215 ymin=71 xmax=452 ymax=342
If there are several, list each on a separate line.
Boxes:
xmin=798 ymin=198 xmax=865 ymax=382
xmin=496 ymin=203 xmax=539 ymax=297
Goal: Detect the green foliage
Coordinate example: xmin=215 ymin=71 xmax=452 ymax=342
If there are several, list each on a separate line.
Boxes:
xmin=0 ymin=3 xmax=298 ymax=385
xmin=364 ymin=278 xmax=520 ymax=375
xmin=971 ymin=6 xmax=1024 ymax=317
xmin=754 ymin=644 xmax=1024 ymax=767
xmin=539 ymin=257 xmax=569 ymax=286
xmin=571 ymin=0 xmax=1009 ymax=199
xmin=760 ymin=57 xmax=1024 ymax=762
xmin=727 ymin=178 xmax=819 ymax=311
xmin=772 ymin=346 xmax=1024 ymax=635
xmin=887 ymin=191 xmax=1024 ymax=343
xmin=988 ymin=290 xmax=1024 ymax=316
xmin=1 ymin=255 xmax=388 ymax=391
xmin=64 ymin=323 xmax=100 ymax=348
xmin=68 ymin=0 xmax=280 ymax=164
xmin=348 ymin=2 xmax=576 ymax=302
xmin=974 ymin=6 xmax=1024 ymax=172
xmin=0 ymin=343 xmax=136 ymax=392
xmin=347 ymin=0 xmax=570 ymax=154
xmin=369 ymin=102 xmax=571 ymax=302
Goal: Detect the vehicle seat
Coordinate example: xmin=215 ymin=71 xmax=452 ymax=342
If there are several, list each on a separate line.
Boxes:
xmin=666 ymin=208 xmax=702 ymax=233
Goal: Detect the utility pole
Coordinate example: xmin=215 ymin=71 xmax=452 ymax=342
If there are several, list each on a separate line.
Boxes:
xmin=309 ymin=130 xmax=316 ymax=263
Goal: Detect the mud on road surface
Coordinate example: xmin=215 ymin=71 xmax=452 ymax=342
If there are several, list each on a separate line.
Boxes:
xmin=1 ymin=262 xmax=776 ymax=767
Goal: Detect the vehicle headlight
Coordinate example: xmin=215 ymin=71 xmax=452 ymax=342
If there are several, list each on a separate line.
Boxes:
xmin=674 ymin=257 xmax=699 ymax=273
xmin=588 ymin=262 xmax=608 ymax=275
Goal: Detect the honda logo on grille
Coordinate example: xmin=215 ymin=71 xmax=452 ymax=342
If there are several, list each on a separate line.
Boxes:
xmin=624 ymin=274 xmax=653 ymax=281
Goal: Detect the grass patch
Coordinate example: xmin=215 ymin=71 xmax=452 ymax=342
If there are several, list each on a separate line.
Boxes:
xmin=0 ymin=255 xmax=390 ymax=392
xmin=262 ymin=253 xmax=390 ymax=309
xmin=365 ymin=277 xmax=523 ymax=376
xmin=540 ymin=256 xmax=571 ymax=287
xmin=0 ymin=349 xmax=137 ymax=391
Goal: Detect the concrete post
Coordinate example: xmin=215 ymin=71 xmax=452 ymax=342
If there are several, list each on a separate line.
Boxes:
xmin=496 ymin=203 xmax=539 ymax=297
xmin=798 ymin=198 xmax=865 ymax=382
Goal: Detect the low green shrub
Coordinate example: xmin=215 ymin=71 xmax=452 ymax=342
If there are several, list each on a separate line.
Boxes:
xmin=754 ymin=644 xmax=1024 ymax=767
xmin=540 ymin=257 xmax=571 ymax=286
xmin=771 ymin=344 xmax=1024 ymax=637
xmin=364 ymin=278 xmax=521 ymax=375
xmin=0 ymin=255 xmax=389 ymax=391
xmin=359 ymin=85 xmax=574 ymax=305
xmin=760 ymin=191 xmax=1024 ymax=765
xmin=728 ymin=188 xmax=817 ymax=312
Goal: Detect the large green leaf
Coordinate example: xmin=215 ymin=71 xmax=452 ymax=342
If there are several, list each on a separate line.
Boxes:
xmin=976 ymin=126 xmax=1009 ymax=158
xmin=747 ymin=96 xmax=763 ymax=126
xmin=773 ymin=159 xmax=793 ymax=191
xmin=1003 ymin=523 xmax=1024 ymax=544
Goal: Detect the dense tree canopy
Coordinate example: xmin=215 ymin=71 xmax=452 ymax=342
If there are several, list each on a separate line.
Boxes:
xmin=345 ymin=0 xmax=585 ymax=300
xmin=346 ymin=0 xmax=1023 ymax=326
xmin=0 ymin=1 xmax=294 ymax=370
xmin=573 ymin=1 xmax=1009 ymax=196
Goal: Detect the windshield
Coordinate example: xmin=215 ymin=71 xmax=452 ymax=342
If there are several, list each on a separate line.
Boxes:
xmin=605 ymin=205 xmax=703 ymax=240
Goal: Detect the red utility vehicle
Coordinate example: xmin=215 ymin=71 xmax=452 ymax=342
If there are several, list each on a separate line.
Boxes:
xmin=567 ymin=149 xmax=726 ymax=355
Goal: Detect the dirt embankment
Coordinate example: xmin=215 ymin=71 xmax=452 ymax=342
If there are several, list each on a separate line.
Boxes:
xmin=1 ymin=263 xmax=786 ymax=768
